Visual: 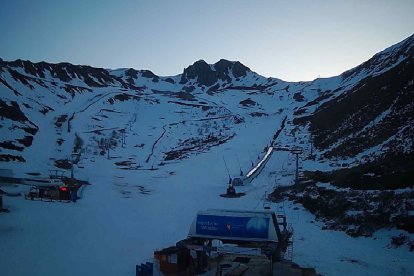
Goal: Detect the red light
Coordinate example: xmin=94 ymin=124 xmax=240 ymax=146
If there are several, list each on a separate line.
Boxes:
xmin=60 ymin=187 xmax=68 ymax=192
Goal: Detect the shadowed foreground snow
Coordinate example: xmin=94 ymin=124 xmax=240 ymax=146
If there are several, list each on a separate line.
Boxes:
xmin=1 ymin=127 xmax=413 ymax=275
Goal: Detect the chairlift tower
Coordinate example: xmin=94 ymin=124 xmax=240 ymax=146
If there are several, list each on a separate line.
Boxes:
xmin=291 ymin=147 xmax=303 ymax=185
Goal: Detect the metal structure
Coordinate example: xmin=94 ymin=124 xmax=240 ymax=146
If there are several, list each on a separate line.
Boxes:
xmin=272 ymin=146 xmax=303 ymax=185
xmin=291 ymin=147 xmax=303 ymax=185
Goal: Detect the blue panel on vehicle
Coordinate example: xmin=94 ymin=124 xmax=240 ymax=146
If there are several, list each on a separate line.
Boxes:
xmin=196 ymin=214 xmax=269 ymax=239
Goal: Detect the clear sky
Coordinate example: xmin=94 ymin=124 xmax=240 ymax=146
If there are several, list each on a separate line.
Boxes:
xmin=1 ymin=0 xmax=413 ymax=81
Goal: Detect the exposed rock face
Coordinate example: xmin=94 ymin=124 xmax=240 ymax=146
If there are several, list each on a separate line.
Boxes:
xmin=1 ymin=59 xmax=117 ymax=87
xmin=291 ymin=34 xmax=414 ymax=189
xmin=141 ymin=70 xmax=159 ymax=82
xmin=180 ymin=59 xmax=250 ymax=86
xmin=124 ymin=68 xmax=138 ymax=84
xmin=270 ymin=183 xmax=414 ymax=238
xmin=309 ymin=55 xmax=414 ymax=156
xmin=0 ymin=59 xmax=147 ymax=91
xmin=0 ymin=34 xmax=413 ymax=186
xmin=214 ymin=59 xmax=250 ymax=78
xmin=341 ymin=34 xmax=414 ymax=80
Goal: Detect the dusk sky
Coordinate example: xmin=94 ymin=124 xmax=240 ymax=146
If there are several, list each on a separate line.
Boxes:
xmin=1 ymin=0 xmax=413 ymax=81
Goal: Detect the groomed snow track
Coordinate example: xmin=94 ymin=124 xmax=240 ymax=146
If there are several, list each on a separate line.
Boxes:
xmin=243 ymin=116 xmax=287 ymax=184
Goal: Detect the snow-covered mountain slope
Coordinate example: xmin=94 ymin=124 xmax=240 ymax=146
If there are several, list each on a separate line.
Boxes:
xmin=1 ymin=34 xmax=414 ymax=187
xmin=0 ymin=56 xmax=293 ymax=175
xmin=290 ymin=34 xmax=414 ymax=188
xmin=1 ymin=34 xmax=414 ymax=276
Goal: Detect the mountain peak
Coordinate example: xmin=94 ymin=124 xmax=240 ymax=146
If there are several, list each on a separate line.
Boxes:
xmin=180 ymin=59 xmax=250 ymax=86
xmin=214 ymin=59 xmax=251 ymax=78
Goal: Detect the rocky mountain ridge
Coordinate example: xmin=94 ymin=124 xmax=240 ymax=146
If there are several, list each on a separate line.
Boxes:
xmin=0 ymin=34 xmax=413 ymax=190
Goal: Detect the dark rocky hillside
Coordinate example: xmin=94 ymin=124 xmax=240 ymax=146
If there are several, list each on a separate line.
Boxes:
xmin=270 ymin=182 xmax=414 ymax=247
xmin=1 ymin=34 xmax=413 ymax=191
xmin=309 ymin=54 xmax=414 ymax=156
xmin=342 ymin=34 xmax=414 ymax=80
xmin=0 ymin=58 xmax=147 ymax=92
xmin=1 ymin=34 xmax=414 ymax=246
xmin=180 ymin=59 xmax=250 ymax=86
xmin=267 ymin=34 xmax=414 ymax=242
xmin=292 ymin=34 xmax=414 ymax=189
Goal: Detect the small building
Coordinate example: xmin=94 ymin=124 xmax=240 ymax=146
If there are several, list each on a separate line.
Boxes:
xmin=154 ymin=245 xmax=195 ymax=275
xmin=150 ymin=209 xmax=319 ymax=275
xmin=153 ymin=209 xmax=296 ymax=275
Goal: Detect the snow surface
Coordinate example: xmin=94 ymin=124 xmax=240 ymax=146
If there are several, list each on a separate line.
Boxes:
xmin=1 ymin=48 xmax=414 ymax=275
xmin=1 ymin=111 xmax=413 ymax=275
xmin=2 ymin=140 xmax=413 ymax=275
